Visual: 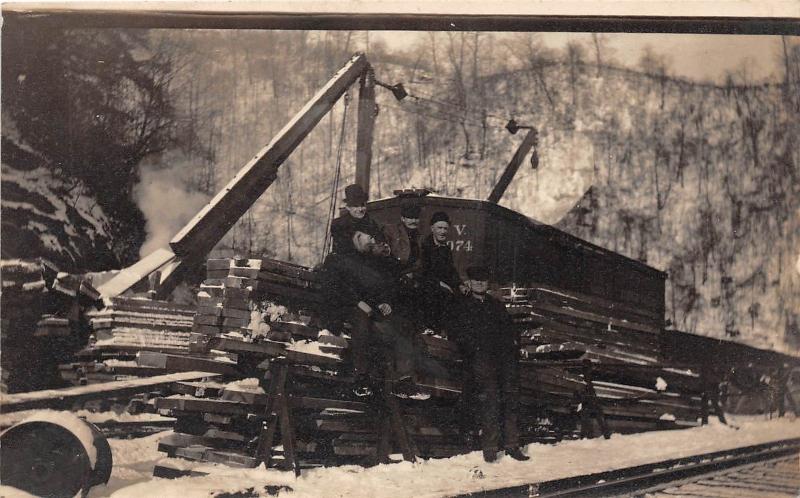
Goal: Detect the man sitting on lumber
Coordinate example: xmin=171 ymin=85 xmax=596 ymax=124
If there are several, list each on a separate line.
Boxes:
xmin=448 ymin=264 xmax=530 ymax=462
xmin=321 ymin=229 xmax=445 ymax=397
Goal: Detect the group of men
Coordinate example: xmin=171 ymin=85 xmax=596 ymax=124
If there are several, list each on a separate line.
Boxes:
xmin=321 ymin=184 xmax=528 ymax=463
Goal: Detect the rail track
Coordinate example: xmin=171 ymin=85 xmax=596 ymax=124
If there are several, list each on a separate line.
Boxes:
xmin=460 ymin=438 xmax=800 ymax=497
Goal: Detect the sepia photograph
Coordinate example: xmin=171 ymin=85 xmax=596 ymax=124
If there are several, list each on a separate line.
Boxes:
xmin=1 ymin=4 xmax=799 ymax=497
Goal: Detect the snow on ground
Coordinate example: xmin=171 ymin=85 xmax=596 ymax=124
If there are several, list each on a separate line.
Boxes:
xmin=78 ymin=415 xmax=800 ymax=498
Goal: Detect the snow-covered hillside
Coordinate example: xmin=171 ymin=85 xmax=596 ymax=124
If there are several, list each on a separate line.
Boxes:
xmin=1 ymin=120 xmax=118 ymax=272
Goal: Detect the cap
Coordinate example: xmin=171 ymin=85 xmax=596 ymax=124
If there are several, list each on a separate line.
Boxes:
xmin=430 ymin=211 xmax=450 ymax=225
xmin=465 ymin=265 xmax=491 ymax=281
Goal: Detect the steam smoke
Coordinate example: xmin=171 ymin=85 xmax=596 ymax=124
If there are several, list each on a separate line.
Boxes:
xmin=134 ymin=163 xmax=211 ymax=258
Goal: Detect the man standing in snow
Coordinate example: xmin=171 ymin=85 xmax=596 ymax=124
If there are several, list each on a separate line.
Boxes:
xmin=448 ymin=264 xmax=529 ymax=463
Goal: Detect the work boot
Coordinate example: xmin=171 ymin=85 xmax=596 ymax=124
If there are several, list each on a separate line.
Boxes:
xmin=504 ymin=447 xmax=530 ymax=461
xmin=483 ymin=449 xmax=498 ymax=463
xmin=353 ymin=385 xmax=373 ymax=397
xmin=352 ymin=374 xmax=374 ymax=398
xmin=392 ymin=377 xmax=431 ymax=399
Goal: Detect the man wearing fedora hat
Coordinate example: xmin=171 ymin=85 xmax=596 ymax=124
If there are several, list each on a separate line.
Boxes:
xmin=449 ymin=264 xmax=529 ymax=463
xmin=331 ymin=184 xmax=386 ymax=255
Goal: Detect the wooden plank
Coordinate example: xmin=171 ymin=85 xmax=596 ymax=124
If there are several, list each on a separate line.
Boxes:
xmin=95 ymin=248 xmax=177 ymax=299
xmin=258 ymin=270 xmax=320 ymax=290
xmin=268 ymin=321 xmax=320 ymax=340
xmin=316 ymin=418 xmax=375 ymax=433
xmin=1 ymin=371 xmax=219 ymax=412
xmin=218 ymin=306 xmax=251 ymax=320
xmin=285 ymin=349 xmax=342 ymax=367
xmin=170 ymin=54 xmax=369 ymax=257
xmin=153 ymin=465 xmax=209 ymax=479
xmin=205 ymin=337 xmax=286 ymax=357
xmin=528 ymin=287 xmax=662 ymax=330
xmin=255 ymin=281 xmax=323 ymax=305
xmin=206 ymin=259 xmax=233 ymax=271
xmin=170 ymin=380 xmax=226 ymax=398
xmin=518 ymin=303 xmax=660 ymax=344
xmin=532 ymin=301 xmax=660 ymax=335
xmin=157 ymin=432 xmax=244 ymax=454
xmin=504 ymin=284 xmax=662 ymax=323
xmin=173 ymin=446 xmax=260 ymax=468
xmin=289 ymin=365 xmax=354 ymax=384
xmin=258 ymin=258 xmax=319 ymax=283
xmin=155 ymin=396 xmax=256 ymax=415
xmin=136 ymin=352 xmax=240 ymax=375
xmin=333 ymin=439 xmax=377 ymax=456
xmin=220 ymin=389 xmax=267 ymax=405
xmin=290 ymin=396 xmax=370 ymax=412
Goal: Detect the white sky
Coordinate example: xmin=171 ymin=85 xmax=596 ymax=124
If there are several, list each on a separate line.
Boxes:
xmin=372 ymin=32 xmax=795 ymax=83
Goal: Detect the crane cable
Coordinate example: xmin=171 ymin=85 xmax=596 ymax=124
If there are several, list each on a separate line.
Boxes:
xmin=321 ymin=89 xmax=352 ymax=264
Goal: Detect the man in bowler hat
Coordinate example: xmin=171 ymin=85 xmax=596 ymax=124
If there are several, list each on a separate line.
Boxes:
xmin=330 ymin=184 xmax=385 ymax=255
xmin=448 ymin=264 xmax=530 ymax=463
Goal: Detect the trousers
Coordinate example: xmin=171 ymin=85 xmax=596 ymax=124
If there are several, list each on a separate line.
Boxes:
xmin=459 ymin=351 xmax=520 ymax=452
xmin=348 ymin=306 xmax=448 ymax=383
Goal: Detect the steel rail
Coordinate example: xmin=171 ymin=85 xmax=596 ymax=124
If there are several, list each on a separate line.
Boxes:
xmin=457 ymin=438 xmax=800 ymax=497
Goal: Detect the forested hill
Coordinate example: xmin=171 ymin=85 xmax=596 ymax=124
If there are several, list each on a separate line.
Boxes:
xmin=1 ymin=30 xmax=798 ymax=352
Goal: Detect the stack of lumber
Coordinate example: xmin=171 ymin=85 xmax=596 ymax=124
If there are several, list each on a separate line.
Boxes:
xmin=1 ymin=259 xmax=100 ymax=392
xmin=152 ymin=258 xmax=477 ymax=474
xmin=148 ymin=258 xmax=713 ymax=475
xmin=59 ymin=297 xmax=197 ymax=386
xmin=501 ymin=285 xmax=703 ymax=435
xmin=503 ymin=285 xmax=662 ymax=364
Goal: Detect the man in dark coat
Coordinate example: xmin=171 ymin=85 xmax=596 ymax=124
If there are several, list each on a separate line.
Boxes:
xmin=420 ymin=211 xmax=463 ymax=292
xmin=418 ymin=211 xmax=466 ymax=332
xmin=382 ymin=202 xmax=423 ymax=271
xmin=330 ymin=184 xmax=385 ymax=255
xmin=448 ymin=265 xmax=530 ymax=463
xmin=321 ymin=230 xmax=444 ymax=395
